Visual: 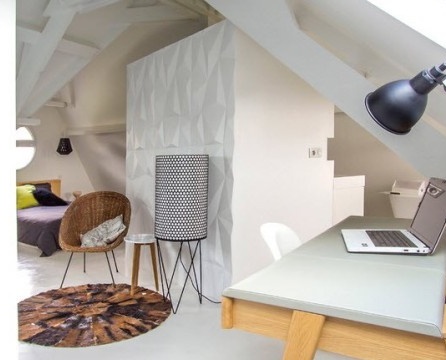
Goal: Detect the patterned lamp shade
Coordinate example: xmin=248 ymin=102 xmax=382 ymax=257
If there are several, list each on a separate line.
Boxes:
xmin=56 ymin=138 xmax=73 ymax=155
xmin=155 ymin=154 xmax=209 ymax=241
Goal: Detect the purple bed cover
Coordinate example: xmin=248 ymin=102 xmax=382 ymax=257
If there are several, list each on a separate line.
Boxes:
xmin=17 ymin=205 xmax=69 ymax=256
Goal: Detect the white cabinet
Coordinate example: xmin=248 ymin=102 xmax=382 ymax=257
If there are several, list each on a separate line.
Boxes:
xmin=333 ymin=175 xmax=365 ymax=225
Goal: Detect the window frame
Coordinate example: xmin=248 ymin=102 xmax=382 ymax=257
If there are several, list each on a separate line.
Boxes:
xmin=16 ymin=126 xmax=36 ymax=170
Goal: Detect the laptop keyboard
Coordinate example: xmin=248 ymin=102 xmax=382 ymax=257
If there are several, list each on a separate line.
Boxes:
xmin=366 ymin=230 xmax=417 ymax=248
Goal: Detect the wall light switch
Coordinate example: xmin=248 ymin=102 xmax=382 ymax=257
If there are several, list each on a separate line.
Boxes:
xmin=309 ymin=147 xmax=322 ymax=158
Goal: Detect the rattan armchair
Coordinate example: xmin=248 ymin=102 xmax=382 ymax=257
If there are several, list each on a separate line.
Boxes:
xmin=58 ymin=191 xmax=131 ymax=288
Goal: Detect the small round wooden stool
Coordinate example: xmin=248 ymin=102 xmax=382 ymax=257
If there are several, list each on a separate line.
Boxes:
xmin=124 ymin=234 xmax=159 ymax=295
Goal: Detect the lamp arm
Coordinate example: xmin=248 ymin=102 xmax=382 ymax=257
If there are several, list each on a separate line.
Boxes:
xmin=428 ymin=61 xmax=446 ymax=85
xmin=410 ymin=61 xmax=446 ymax=94
xmin=439 ymin=63 xmax=446 ymax=92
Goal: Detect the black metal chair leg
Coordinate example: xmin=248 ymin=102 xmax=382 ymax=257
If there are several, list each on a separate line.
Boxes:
xmin=104 ymin=252 xmax=115 ymax=286
xmin=83 ymin=253 xmax=86 ymax=273
xmin=111 ymin=250 xmax=119 ymax=272
xmin=60 ymin=252 xmax=74 ymax=288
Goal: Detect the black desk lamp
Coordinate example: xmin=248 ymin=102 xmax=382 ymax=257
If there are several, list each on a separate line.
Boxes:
xmin=365 ymin=61 xmax=446 ymax=134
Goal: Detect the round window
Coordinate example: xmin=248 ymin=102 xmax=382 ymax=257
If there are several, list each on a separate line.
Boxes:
xmin=16 ymin=126 xmax=36 ymax=170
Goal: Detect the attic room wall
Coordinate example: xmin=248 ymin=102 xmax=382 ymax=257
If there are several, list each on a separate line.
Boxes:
xmin=328 ymin=113 xmax=425 ymax=217
xmin=16 ymin=106 xmax=94 ymax=200
xmin=231 ymin=29 xmax=334 ymax=282
xmin=127 ymin=19 xmax=334 ymax=293
xmin=63 ymin=20 xmax=205 ymax=129
xmin=126 ymin=21 xmax=235 ymax=299
xmin=57 ymin=20 xmax=205 ymax=193
xmin=71 ymin=132 xmax=126 ymax=193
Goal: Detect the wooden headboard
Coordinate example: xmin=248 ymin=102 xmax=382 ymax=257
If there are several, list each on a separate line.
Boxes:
xmin=17 ymin=179 xmax=61 ymax=197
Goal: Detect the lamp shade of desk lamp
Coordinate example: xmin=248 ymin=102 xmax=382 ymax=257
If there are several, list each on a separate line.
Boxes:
xmin=155 ymin=154 xmax=209 ymax=241
xmin=56 ymin=138 xmax=73 ymax=155
xmin=365 ymin=61 xmax=446 ymax=134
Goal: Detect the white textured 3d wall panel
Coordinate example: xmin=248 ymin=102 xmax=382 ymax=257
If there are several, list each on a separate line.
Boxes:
xmin=126 ymin=20 xmax=235 ymax=299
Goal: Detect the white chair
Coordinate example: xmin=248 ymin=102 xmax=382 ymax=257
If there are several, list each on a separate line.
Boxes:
xmin=260 ymin=223 xmax=303 ymax=260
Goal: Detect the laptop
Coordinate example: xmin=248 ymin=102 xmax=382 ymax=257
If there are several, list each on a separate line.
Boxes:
xmin=342 ymin=177 xmax=446 ymax=255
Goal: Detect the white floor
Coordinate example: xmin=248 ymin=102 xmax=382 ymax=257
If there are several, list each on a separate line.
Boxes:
xmin=14 ymin=243 xmax=355 ymax=360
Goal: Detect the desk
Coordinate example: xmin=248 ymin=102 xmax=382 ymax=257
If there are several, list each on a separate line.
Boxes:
xmin=222 ymin=216 xmax=446 ymax=360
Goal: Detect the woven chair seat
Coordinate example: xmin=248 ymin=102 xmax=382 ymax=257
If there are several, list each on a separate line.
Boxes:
xmin=59 ymin=191 xmax=131 ymax=252
xmin=58 ymin=191 xmax=131 ymax=287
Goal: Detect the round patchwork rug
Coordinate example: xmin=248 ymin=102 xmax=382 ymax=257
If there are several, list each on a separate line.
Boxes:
xmin=18 ymin=283 xmax=171 ymax=347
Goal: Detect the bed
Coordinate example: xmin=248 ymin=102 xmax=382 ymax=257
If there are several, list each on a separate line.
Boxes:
xmin=16 ymin=179 xmax=69 ymax=256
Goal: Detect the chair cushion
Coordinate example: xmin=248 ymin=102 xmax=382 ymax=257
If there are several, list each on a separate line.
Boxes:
xmin=80 ymin=214 xmax=126 ymax=247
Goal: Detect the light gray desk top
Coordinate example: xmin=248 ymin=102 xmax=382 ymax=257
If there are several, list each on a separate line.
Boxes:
xmin=223 ymin=216 xmax=446 ymax=337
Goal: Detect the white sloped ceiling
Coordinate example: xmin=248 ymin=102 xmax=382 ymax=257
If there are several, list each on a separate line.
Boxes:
xmin=16 ymin=0 xmax=217 ymax=119
xmin=16 ymin=0 xmax=446 ymax=176
xmin=206 ymin=0 xmax=446 ymax=178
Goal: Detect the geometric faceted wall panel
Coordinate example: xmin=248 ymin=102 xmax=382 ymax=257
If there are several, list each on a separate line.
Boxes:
xmin=126 ymin=21 xmax=235 ymax=299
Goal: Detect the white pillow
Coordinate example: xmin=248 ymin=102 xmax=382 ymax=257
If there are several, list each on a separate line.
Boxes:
xmin=80 ymin=214 xmax=126 ymax=247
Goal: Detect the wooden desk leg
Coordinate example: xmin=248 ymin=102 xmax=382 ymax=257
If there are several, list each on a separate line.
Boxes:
xmin=443 ymin=304 xmax=446 ymax=347
xmin=283 ymin=310 xmax=325 ymax=360
xmin=131 ymin=244 xmax=142 ymax=296
xmin=221 ymin=297 xmax=233 ymax=329
xmin=149 ymin=243 xmax=159 ymax=292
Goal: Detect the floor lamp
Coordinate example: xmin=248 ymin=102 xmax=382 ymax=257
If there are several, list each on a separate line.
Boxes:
xmin=154 ymin=154 xmax=209 ymax=313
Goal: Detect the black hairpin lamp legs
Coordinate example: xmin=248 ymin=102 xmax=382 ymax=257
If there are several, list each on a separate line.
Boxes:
xmin=157 ymin=238 xmax=203 ymax=314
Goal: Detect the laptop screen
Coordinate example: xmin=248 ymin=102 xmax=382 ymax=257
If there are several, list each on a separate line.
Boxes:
xmin=410 ymin=178 xmax=446 ymax=249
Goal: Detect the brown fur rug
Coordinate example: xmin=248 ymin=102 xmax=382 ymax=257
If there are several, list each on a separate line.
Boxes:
xmin=18 ymin=283 xmax=171 ymax=347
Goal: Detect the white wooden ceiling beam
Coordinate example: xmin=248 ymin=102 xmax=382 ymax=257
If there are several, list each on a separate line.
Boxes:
xmin=17 ymin=26 xmax=99 ymax=59
xmin=17 ymin=42 xmax=31 ymax=76
xmin=21 ymin=57 xmax=90 ymax=117
xmin=44 ymin=0 xmax=121 ymax=16
xmin=17 ymin=0 xmax=129 ymax=117
xmin=16 ymin=0 xmax=207 ymax=118
xmin=17 ymin=117 xmax=41 ymax=126
xmin=164 ymin=0 xmax=216 ymax=17
xmin=57 ymin=38 xmax=99 ymax=58
xmin=16 ymin=26 xmax=40 ymax=44
xmin=121 ymin=4 xmax=199 ymax=23
xmin=16 ymin=9 xmax=75 ymax=115
xmin=67 ymin=123 xmax=126 ymax=135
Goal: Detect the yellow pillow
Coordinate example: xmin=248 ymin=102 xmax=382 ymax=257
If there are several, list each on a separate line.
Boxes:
xmin=17 ymin=185 xmax=39 ymax=209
